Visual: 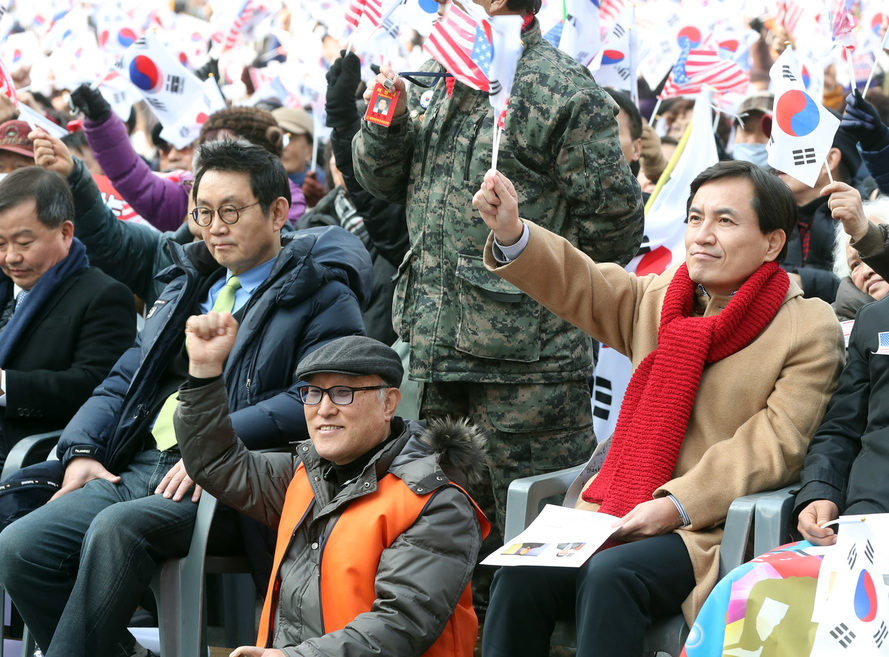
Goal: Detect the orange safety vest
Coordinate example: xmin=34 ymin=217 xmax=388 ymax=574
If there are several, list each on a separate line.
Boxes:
xmin=257 ymin=461 xmax=489 ymax=656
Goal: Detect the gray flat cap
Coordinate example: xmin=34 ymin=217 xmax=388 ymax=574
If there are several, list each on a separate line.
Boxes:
xmin=296 ymin=336 xmax=404 ymax=387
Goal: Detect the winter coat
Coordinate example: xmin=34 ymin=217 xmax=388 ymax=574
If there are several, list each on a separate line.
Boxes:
xmin=82 ymin=112 xmax=307 ymax=232
xmin=484 ymin=220 xmax=845 ymax=624
xmin=175 ymin=378 xmax=487 ymax=657
xmin=67 ymin=157 xmax=193 ymax=306
xmin=851 ymin=220 xmax=889 ymax=282
xmin=782 ymin=196 xmax=840 ymax=303
xmin=831 ymin=275 xmax=873 ymax=322
xmin=352 ymin=18 xmax=643 ymax=384
xmin=795 ymin=294 xmax=889 ymax=519
xmin=297 ymin=186 xmax=398 ymax=344
xmin=57 ymin=226 xmax=372 ymax=473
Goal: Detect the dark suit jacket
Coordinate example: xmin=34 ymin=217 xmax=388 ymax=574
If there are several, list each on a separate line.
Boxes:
xmin=795 ymin=294 xmax=889 ymax=518
xmin=1 ymin=267 xmax=136 ymax=463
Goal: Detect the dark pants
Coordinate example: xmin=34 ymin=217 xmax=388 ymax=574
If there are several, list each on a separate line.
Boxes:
xmin=482 ymin=533 xmax=696 ymax=657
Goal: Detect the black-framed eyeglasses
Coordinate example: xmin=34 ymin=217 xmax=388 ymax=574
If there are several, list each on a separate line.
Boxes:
xmin=191 ymin=202 xmax=260 ymax=227
xmin=297 ymin=384 xmax=390 ymax=405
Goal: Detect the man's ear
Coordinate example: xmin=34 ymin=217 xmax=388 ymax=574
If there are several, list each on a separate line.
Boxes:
xmin=384 ymin=387 xmax=402 ymax=419
xmin=763 ymin=229 xmax=786 ymax=263
xmin=271 ymin=197 xmax=289 ymax=231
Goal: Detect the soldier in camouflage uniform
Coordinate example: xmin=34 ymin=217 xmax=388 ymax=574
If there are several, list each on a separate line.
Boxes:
xmin=352 ymin=0 xmax=643 ymax=560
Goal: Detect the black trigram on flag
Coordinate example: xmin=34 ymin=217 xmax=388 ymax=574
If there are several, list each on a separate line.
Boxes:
xmin=874 ymin=621 xmax=888 ymax=648
xmin=489 ymin=80 xmax=502 ymax=96
xmin=617 ymin=67 xmax=630 ymax=80
xmin=145 ymin=97 xmax=168 ymax=113
xmin=792 ymin=148 xmax=816 ymax=166
xmin=666 ymin=14 xmax=680 ymax=27
xmin=593 ymin=376 xmax=612 ymax=420
xmin=613 ymin=24 xmax=626 ymax=37
xmin=865 ymin=539 xmax=875 ymax=564
xmin=782 ymin=65 xmax=797 ymax=82
xmin=165 ymin=75 xmax=185 ymax=94
xmin=831 ymin=623 xmax=856 ymax=648
xmin=848 ymin=544 xmax=859 ymax=570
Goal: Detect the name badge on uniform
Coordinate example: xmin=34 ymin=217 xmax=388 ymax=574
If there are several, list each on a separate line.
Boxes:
xmin=365 ymin=80 xmax=400 ymax=127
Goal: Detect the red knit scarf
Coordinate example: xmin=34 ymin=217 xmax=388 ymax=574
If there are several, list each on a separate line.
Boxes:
xmin=582 ymin=261 xmax=789 ymax=517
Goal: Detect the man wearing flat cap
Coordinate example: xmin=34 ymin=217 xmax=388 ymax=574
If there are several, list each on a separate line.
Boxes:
xmin=175 ymin=323 xmax=490 ymax=657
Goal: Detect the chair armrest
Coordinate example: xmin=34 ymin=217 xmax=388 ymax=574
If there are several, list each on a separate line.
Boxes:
xmin=0 ymin=431 xmax=62 ymax=481
xmin=754 ymin=484 xmax=797 ymax=557
xmin=719 ymin=491 xmax=760 ymax=578
xmin=504 ymin=465 xmax=585 ymax=542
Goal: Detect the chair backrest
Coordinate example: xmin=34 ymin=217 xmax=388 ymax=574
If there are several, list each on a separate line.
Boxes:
xmin=562 ymin=437 xmax=611 ymax=508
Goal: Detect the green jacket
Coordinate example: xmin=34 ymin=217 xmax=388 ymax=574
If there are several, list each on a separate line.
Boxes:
xmin=353 ymin=19 xmax=643 ymax=383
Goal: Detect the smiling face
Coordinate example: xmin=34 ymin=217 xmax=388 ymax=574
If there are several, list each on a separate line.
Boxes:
xmin=0 ymin=200 xmax=73 ymax=291
xmin=194 ymin=170 xmax=286 ymax=275
xmin=304 ymin=372 xmax=400 ymax=465
xmin=684 ymin=178 xmax=785 ymax=297
xmin=848 ymin=244 xmax=889 ymax=300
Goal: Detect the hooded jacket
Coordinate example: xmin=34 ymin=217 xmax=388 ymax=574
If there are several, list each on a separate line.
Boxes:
xmin=175 ymin=377 xmax=488 ymax=657
xmin=57 ymin=225 xmax=372 ymax=473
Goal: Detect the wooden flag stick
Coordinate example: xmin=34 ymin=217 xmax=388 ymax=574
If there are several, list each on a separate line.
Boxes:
xmin=491 ymin=124 xmax=502 ymax=171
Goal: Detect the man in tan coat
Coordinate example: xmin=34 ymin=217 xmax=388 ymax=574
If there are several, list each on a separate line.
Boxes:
xmin=473 ymin=160 xmax=845 ymax=657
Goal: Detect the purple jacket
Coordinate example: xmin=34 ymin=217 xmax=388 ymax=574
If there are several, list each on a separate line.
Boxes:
xmin=82 ymin=113 xmax=307 ymax=231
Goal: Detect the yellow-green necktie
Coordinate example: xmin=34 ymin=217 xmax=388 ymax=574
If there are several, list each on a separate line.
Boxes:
xmin=153 ymin=276 xmax=242 ymax=451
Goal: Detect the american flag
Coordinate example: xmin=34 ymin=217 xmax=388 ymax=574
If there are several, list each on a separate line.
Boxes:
xmin=424 ymin=2 xmax=493 ymax=92
xmin=829 ymin=0 xmax=857 ymax=49
xmin=345 ymin=0 xmax=383 ymax=29
xmin=658 ymin=48 xmax=749 ymax=99
xmin=874 ymin=331 xmax=889 ymax=355
xmin=775 ymin=0 xmax=806 ymax=37
xmin=599 ymin=0 xmax=630 ymax=28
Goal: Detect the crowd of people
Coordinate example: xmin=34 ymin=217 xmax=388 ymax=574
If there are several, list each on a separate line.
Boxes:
xmin=0 ymin=0 xmax=886 ymax=656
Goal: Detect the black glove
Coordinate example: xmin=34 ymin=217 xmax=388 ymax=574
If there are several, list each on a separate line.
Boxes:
xmin=325 ymin=50 xmax=362 ymax=129
xmin=842 ymin=89 xmax=889 ymax=151
xmin=194 ymin=58 xmax=219 ymax=82
xmin=68 ymin=83 xmax=111 ymax=122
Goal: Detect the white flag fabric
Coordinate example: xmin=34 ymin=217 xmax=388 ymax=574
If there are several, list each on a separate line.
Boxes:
xmin=588 ymin=7 xmax=634 ymax=91
xmin=592 ymin=87 xmax=717 ymax=443
xmin=811 ymin=516 xmax=889 ymax=656
xmin=160 ymin=77 xmax=228 ymax=150
xmin=559 ymin=0 xmax=600 ymax=67
xmin=488 ymin=14 xmax=523 ymax=122
xmin=767 ymin=47 xmax=840 ymax=188
xmin=115 ymin=32 xmax=205 ymax=138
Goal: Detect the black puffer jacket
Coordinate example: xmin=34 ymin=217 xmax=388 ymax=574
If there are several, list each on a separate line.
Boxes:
xmin=58 ymin=226 xmax=373 ymax=472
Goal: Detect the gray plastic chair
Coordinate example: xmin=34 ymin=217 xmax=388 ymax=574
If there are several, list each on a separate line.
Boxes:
xmin=149 ymin=492 xmax=256 ymax=657
xmin=0 ymin=431 xmax=61 ymax=657
xmin=502 ymin=442 xmax=788 ymax=657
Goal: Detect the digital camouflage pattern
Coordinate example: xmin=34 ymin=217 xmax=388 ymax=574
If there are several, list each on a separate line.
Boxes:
xmin=353 ymin=18 xmax=644 ymax=385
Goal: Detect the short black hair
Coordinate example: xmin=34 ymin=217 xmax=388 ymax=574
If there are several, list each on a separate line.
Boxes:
xmin=605 ymin=87 xmax=643 ymax=141
xmin=687 ymin=160 xmax=798 ymax=262
xmin=0 ymin=167 xmax=74 ymax=229
xmin=191 ymin=139 xmax=291 ymax=215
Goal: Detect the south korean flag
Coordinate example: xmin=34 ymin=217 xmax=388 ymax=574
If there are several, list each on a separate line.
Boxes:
xmin=766 ymin=46 xmax=840 ymax=188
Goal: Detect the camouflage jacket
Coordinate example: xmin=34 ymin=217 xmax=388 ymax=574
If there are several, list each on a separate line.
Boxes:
xmin=353 ymin=19 xmax=643 ymax=384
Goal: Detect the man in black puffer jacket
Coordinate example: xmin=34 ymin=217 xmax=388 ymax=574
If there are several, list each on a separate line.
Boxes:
xmin=0 ymin=140 xmax=373 ymax=657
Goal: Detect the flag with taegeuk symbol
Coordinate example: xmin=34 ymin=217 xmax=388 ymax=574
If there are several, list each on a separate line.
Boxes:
xmin=0 ymin=53 xmax=16 ymax=106
xmin=766 ymin=46 xmax=839 ymax=188
xmin=115 ymin=32 xmax=204 ymax=138
xmin=424 ymin=1 xmax=495 ymax=92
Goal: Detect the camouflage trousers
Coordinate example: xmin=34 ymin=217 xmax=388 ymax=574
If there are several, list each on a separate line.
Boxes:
xmin=420 ymin=379 xmax=595 ymax=621
xmin=419 ymin=379 xmax=596 ymax=533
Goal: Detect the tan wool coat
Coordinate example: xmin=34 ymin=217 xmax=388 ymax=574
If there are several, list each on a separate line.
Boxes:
xmin=484 ymin=220 xmax=845 ymax=624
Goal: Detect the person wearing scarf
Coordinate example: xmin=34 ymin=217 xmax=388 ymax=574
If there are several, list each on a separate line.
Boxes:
xmin=474 ymin=160 xmax=845 ymax=657
xmin=0 ymin=166 xmax=135 ymax=472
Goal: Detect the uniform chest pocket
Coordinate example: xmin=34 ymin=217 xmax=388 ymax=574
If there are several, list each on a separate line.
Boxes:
xmin=453 ymin=254 xmax=540 ymax=362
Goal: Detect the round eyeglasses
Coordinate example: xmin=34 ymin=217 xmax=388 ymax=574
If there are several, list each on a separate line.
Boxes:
xmin=297 ymin=384 xmax=390 ymax=406
xmin=191 ymin=201 xmax=260 ymax=227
